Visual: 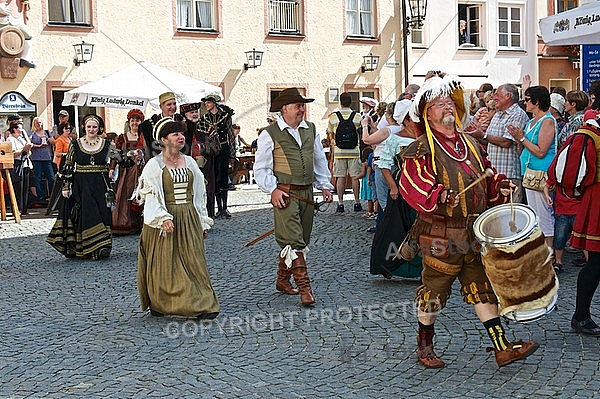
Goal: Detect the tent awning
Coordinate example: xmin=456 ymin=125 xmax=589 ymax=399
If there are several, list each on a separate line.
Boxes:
xmin=540 ymin=2 xmax=600 ymax=46
xmin=62 ymin=62 xmax=222 ymax=110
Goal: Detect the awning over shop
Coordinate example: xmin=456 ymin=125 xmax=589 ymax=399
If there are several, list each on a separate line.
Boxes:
xmin=540 ymin=2 xmax=600 ymax=46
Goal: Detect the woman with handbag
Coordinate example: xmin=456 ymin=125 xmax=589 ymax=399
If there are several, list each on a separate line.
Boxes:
xmin=6 ymin=123 xmax=33 ymax=216
xmin=47 ymin=114 xmax=114 ymax=260
xmin=507 ymin=85 xmax=557 ymax=250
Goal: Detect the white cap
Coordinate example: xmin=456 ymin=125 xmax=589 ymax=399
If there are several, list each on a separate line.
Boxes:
xmin=393 ymin=99 xmax=412 ymax=124
xmin=550 ymin=93 xmax=565 ymax=114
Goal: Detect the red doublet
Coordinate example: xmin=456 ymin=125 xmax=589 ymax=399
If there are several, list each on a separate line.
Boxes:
xmin=548 ymin=128 xmax=600 ymax=252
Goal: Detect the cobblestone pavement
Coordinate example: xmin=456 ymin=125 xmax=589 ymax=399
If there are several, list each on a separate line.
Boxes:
xmin=1 ymin=185 xmax=599 ymax=398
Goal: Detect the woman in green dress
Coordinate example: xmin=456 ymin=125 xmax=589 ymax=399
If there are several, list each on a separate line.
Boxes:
xmin=133 ymin=118 xmax=219 ymax=318
xmin=47 ymin=114 xmax=113 ymax=260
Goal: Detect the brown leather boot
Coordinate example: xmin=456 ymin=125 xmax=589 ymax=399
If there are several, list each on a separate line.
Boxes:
xmin=417 ymin=334 xmax=445 ymax=368
xmin=290 ymin=252 xmax=316 ymax=305
xmin=276 ymin=256 xmax=299 ymax=295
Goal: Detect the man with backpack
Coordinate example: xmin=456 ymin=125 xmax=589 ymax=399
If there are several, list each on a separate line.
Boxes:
xmin=327 ymin=92 xmax=363 ymax=213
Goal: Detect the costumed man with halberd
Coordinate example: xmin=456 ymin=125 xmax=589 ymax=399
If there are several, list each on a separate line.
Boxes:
xmin=398 ymin=73 xmax=539 ymax=368
xmin=139 ymin=91 xmax=179 ymax=161
xmin=253 ymin=88 xmax=334 ymax=305
xmin=197 ymin=93 xmax=235 ymax=218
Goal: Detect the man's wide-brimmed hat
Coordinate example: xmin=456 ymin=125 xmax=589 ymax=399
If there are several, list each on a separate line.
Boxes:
xmin=270 ymin=88 xmax=314 ymax=112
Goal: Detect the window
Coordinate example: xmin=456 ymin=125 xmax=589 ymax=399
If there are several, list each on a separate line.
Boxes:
xmin=411 ymin=27 xmax=423 ymax=46
xmin=268 ymin=0 xmax=302 ymax=35
xmin=48 ymin=0 xmax=91 ymax=25
xmin=498 ymin=5 xmax=523 ymax=49
xmin=347 ymin=90 xmax=378 ymax=112
xmin=177 ymin=0 xmax=217 ymax=30
xmin=458 ymin=4 xmax=482 ymax=48
xmin=556 ymin=0 xmax=578 ymax=14
xmin=269 ymin=87 xmax=308 ymax=110
xmin=346 ymin=0 xmax=374 ymax=38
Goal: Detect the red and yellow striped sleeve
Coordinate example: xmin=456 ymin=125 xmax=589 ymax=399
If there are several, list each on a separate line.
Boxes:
xmin=399 ymin=154 xmax=444 ymax=214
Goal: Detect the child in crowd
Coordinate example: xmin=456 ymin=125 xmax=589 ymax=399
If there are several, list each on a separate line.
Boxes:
xmin=356 ymin=146 xmax=376 ymax=219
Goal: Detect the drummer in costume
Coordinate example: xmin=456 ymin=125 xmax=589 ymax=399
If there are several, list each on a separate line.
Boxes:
xmin=253 ymin=88 xmax=334 ymax=305
xmin=398 ymin=73 xmax=539 ymax=368
xmin=547 ymin=110 xmax=600 ymax=336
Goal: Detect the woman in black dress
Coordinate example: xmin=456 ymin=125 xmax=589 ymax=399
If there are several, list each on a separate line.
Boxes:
xmin=47 ymin=114 xmax=114 ymax=260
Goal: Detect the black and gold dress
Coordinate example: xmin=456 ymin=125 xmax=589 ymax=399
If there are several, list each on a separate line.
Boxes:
xmin=47 ymin=139 xmax=113 ymax=259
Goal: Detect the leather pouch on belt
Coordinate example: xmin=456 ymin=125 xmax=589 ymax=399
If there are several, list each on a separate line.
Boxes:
xmin=418 ymin=214 xmax=450 ymax=259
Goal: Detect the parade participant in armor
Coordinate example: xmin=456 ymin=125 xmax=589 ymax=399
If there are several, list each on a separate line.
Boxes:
xmin=47 ymin=114 xmax=114 ymax=260
xmin=139 ymin=92 xmax=178 ymax=160
xmin=254 ymin=88 xmax=334 ymax=305
xmin=198 ymin=93 xmax=235 ymax=218
xmin=399 ymin=74 xmax=539 ymax=368
xmin=109 ymin=109 xmax=145 ymax=234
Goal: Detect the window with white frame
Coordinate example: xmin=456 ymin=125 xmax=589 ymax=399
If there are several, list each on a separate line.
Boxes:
xmin=498 ymin=5 xmax=523 ymax=49
xmin=47 ymin=0 xmax=91 ymax=25
xmin=177 ymin=0 xmax=217 ymax=30
xmin=346 ymin=0 xmax=375 ymax=38
xmin=458 ymin=3 xmax=483 ymax=48
xmin=556 ymin=0 xmax=578 ymax=14
xmin=268 ymin=0 xmax=303 ymax=35
xmin=411 ymin=27 xmax=423 ymax=46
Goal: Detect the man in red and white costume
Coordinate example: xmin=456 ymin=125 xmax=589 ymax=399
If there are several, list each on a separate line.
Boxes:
xmin=399 ymin=72 xmax=539 ymax=368
xmin=548 ymin=109 xmax=600 ymax=336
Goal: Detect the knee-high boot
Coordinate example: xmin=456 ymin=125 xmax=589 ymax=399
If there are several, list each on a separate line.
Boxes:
xmin=290 ymin=252 xmax=315 ymax=305
xmin=276 ymin=256 xmax=299 ymax=295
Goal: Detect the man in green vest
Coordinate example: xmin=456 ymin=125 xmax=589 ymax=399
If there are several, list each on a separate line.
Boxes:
xmin=253 ymin=88 xmax=334 ymax=305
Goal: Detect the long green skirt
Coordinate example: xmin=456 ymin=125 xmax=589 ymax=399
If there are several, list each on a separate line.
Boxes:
xmin=137 ymin=168 xmax=220 ymax=317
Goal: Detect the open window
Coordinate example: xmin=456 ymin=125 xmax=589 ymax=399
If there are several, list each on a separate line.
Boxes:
xmin=457 ymin=3 xmax=483 ymax=48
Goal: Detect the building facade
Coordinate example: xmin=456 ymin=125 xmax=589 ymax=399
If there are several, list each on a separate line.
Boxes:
xmin=1 ymin=0 xmax=539 ymax=139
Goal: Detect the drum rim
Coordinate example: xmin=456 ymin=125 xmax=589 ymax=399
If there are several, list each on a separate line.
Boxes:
xmin=501 ymin=291 xmax=558 ymax=323
xmin=474 ymin=203 xmax=537 ymax=245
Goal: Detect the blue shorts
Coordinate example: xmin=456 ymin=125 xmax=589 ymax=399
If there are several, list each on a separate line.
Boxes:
xmin=554 ymin=214 xmax=576 ymax=250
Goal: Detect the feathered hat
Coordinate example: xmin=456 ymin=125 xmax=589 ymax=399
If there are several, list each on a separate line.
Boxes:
xmin=409 ymin=73 xmax=480 ymax=174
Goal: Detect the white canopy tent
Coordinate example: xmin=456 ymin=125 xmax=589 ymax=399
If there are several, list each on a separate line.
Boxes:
xmin=539 ymin=1 xmax=600 ymax=45
xmin=62 ymin=61 xmax=222 ymax=110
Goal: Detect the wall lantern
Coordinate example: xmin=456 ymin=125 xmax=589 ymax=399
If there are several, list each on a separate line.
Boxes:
xmin=407 ymin=0 xmax=428 ymax=29
xmin=361 ymin=53 xmax=379 ymax=73
xmin=73 ymin=41 xmax=94 ymax=66
xmin=244 ymin=48 xmax=264 ymax=70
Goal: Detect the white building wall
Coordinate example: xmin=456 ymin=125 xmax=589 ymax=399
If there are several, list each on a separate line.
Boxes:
xmin=409 ymin=0 xmax=537 ymax=90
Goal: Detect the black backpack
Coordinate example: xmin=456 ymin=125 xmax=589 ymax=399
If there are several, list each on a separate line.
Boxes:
xmin=334 ymin=111 xmax=358 ymax=149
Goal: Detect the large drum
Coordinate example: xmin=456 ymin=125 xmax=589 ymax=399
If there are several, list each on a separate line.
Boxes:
xmin=473 ymin=203 xmax=558 ymax=323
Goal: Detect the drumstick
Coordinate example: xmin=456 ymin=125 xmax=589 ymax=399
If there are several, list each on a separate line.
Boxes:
xmin=455 ymin=168 xmax=494 ymax=197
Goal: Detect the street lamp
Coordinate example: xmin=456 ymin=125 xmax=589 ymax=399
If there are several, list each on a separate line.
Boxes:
xmin=73 ymin=41 xmax=94 ymax=66
xmin=361 ymin=53 xmax=379 ymax=73
xmin=407 ymin=0 xmax=428 ymax=29
xmin=244 ymin=48 xmax=264 ymax=70
xmin=401 ymin=0 xmax=428 ymax=86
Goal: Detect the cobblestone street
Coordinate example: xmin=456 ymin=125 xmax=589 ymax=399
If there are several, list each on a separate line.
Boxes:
xmin=1 ymin=186 xmax=599 ymax=398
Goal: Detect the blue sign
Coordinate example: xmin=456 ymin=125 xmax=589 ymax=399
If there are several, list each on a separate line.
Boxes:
xmin=582 ymin=45 xmax=600 ymax=92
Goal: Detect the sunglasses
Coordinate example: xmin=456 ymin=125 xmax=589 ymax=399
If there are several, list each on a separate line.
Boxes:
xmin=523 ymin=97 xmax=532 ymax=103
